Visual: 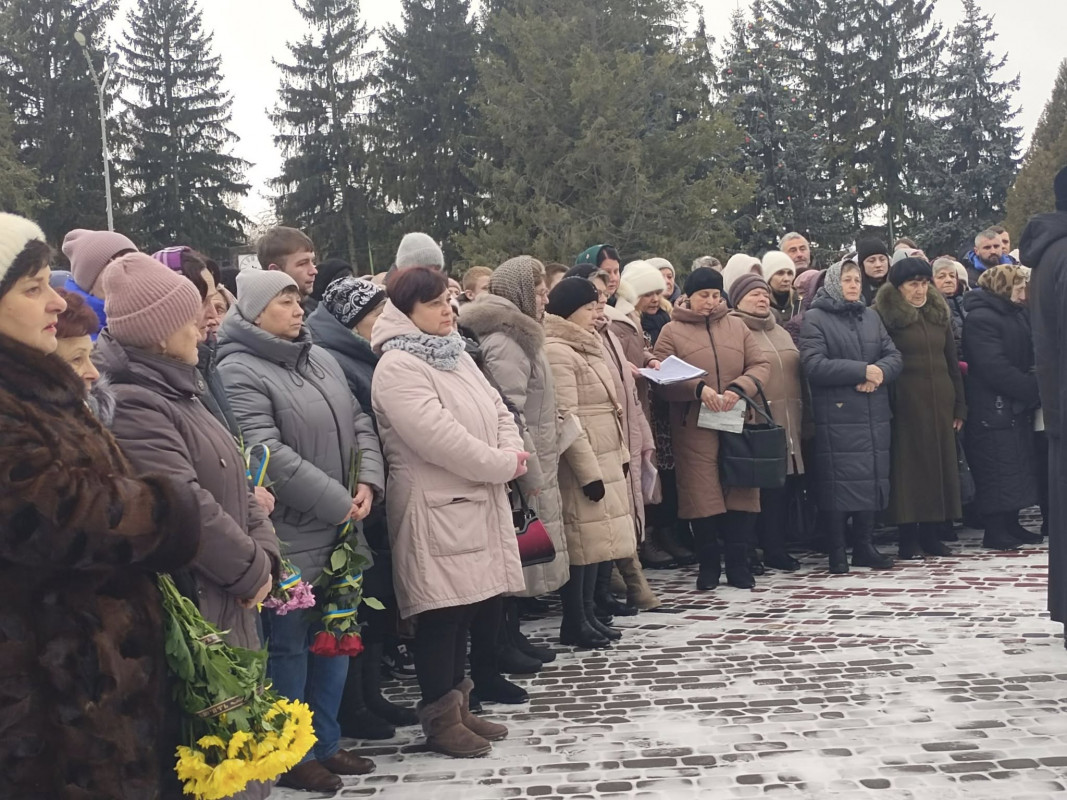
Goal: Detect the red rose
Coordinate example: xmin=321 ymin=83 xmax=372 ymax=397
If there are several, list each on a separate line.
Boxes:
xmin=338 ymin=633 xmax=364 ymax=657
xmin=310 ymin=630 xmax=338 ymax=657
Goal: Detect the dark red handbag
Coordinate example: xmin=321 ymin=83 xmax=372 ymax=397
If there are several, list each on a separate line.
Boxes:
xmin=511 ymin=482 xmax=556 ymax=567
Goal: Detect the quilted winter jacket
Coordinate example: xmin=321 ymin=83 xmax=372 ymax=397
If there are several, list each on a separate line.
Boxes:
xmin=651 ymin=303 xmax=771 ymax=519
xmin=371 ymin=302 xmax=526 ymax=618
xmin=216 ymin=309 xmax=384 ymax=583
xmin=798 ymin=290 xmax=902 ymax=512
xmin=544 ymin=313 xmax=637 ymax=564
xmin=96 ymin=332 xmax=279 ymax=653
xmin=459 ymin=295 xmax=569 ymax=595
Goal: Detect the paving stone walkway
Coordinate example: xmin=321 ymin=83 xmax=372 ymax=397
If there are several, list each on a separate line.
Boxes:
xmin=276 ymin=523 xmax=1067 ymax=799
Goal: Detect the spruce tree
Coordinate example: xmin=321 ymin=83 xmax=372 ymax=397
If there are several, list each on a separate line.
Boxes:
xmin=719 ymin=2 xmax=843 ymax=254
xmin=271 ymin=0 xmax=377 ymax=268
xmin=0 ymin=95 xmax=41 ymax=216
xmin=372 ymin=0 xmax=479 ymax=265
xmin=914 ymin=0 xmax=1021 ymax=256
xmin=0 ymin=0 xmax=118 ymax=240
xmin=119 ymin=0 xmax=250 ymax=255
xmin=459 ymin=0 xmax=753 ymax=268
xmin=1005 ymin=59 xmax=1067 ymax=239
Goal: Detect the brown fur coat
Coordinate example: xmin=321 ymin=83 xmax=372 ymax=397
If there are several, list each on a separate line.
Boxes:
xmin=0 ymin=334 xmax=201 ymax=799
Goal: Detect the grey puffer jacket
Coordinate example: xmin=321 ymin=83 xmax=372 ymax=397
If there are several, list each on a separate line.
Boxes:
xmin=460 ymin=294 xmax=569 ymax=596
xmin=95 ymin=331 xmax=279 ymax=652
xmin=799 ymin=289 xmax=903 ymax=512
xmin=217 ymin=309 xmax=385 ymax=582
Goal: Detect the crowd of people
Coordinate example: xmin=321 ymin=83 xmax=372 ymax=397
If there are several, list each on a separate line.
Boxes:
xmin=1 ymin=164 xmax=1066 ymax=797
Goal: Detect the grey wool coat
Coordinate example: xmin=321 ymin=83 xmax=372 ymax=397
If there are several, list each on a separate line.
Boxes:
xmin=216 ymin=309 xmax=385 ymax=583
xmin=460 ymin=295 xmax=569 ymax=595
xmin=96 ymin=332 xmax=279 ymax=652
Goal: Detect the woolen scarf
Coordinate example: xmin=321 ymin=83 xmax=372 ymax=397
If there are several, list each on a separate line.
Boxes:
xmin=380 ymin=330 xmax=466 ymax=371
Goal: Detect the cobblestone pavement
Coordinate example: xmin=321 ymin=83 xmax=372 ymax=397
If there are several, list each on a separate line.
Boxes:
xmin=276 ymin=523 xmax=1067 ymax=799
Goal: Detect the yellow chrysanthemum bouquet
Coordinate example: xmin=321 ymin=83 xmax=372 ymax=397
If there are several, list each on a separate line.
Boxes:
xmin=159 ymin=574 xmax=316 ymax=800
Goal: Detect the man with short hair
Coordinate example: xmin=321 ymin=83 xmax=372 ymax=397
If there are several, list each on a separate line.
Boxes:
xmin=258 ymin=226 xmax=318 ymax=299
xmin=459 ymin=266 xmax=493 ymax=306
xmin=963 ymin=228 xmax=1013 ymax=286
xmin=990 ymin=225 xmax=1019 ymax=263
xmin=575 ymin=244 xmax=621 ymax=303
xmin=61 ymin=229 xmax=139 ymax=335
xmin=1024 ymin=165 xmax=1067 ymax=646
xmin=779 ymin=232 xmax=811 ymax=273
xmin=544 ymin=262 xmax=569 ymax=291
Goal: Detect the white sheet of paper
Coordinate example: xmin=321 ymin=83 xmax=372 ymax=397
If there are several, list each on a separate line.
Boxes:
xmin=639 ymin=355 xmax=707 ymax=385
xmin=697 ymin=399 xmax=748 ymax=433
xmin=557 ymin=414 xmax=583 ymax=453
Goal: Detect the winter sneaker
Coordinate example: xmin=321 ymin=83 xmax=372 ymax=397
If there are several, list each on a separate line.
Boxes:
xmin=382 ymin=641 xmax=418 ymax=680
xmin=639 ymin=537 xmax=678 ymax=570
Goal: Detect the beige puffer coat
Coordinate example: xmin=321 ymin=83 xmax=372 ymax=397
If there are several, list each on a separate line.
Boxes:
xmin=544 ymin=313 xmax=636 ymax=565
xmin=371 ymin=302 xmax=526 ymax=618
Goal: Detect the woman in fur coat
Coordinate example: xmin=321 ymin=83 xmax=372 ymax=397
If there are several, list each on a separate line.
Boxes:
xmin=873 ymin=258 xmax=967 ymax=559
xmin=0 ymin=214 xmax=202 ymax=799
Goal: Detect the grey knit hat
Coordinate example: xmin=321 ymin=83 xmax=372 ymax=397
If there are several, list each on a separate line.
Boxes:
xmin=323 ymin=276 xmax=386 ymax=328
xmin=236 ymin=269 xmax=299 ymax=321
xmin=490 ymin=255 xmax=543 ymax=319
xmin=395 ymin=232 xmax=444 ymax=270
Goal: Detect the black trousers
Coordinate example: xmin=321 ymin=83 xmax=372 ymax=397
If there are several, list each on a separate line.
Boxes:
xmin=414 ymin=597 xmax=496 ymax=704
xmin=827 ymin=511 xmax=874 ymax=546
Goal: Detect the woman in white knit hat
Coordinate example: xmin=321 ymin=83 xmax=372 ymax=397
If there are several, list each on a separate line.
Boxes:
xmin=760 ymin=250 xmax=801 ymax=322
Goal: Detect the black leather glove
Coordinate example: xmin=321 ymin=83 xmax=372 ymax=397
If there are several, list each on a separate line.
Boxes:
xmin=582 ymin=480 xmax=606 ymax=502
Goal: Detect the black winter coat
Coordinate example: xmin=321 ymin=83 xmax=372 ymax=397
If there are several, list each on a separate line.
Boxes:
xmin=799 ymin=290 xmax=902 ymax=512
xmin=305 ymin=303 xmax=378 ymax=421
xmin=961 ymin=288 xmax=1040 ymax=515
xmin=1022 ymin=210 xmax=1067 ymax=624
xmin=0 ymin=334 xmax=201 ymax=799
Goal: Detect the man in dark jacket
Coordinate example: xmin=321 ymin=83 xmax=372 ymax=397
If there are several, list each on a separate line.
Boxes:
xmin=1022 ymin=164 xmax=1067 ymax=643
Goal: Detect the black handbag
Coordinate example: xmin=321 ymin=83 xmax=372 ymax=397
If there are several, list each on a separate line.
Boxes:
xmin=509 ymin=483 xmax=557 ymax=567
xmin=718 ymin=382 xmax=788 ymax=489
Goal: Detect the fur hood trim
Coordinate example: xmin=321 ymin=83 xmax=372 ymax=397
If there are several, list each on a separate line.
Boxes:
xmin=458 ymin=294 xmax=545 ymax=361
xmin=874 ymin=282 xmax=949 ymax=332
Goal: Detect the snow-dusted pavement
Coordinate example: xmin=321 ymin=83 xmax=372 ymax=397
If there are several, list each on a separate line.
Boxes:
xmin=276 ymin=522 xmax=1067 ymax=799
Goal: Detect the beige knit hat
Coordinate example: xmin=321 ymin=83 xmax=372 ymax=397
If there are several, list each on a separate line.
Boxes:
xmin=617 ymin=260 xmax=667 ymax=303
xmin=101 ymin=253 xmax=201 ymax=347
xmin=0 ymin=213 xmax=47 ymax=290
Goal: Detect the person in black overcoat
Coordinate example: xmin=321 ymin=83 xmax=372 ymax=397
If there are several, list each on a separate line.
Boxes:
xmin=962 ymin=264 xmax=1044 ymax=550
xmin=1022 ymin=165 xmax=1067 ymax=643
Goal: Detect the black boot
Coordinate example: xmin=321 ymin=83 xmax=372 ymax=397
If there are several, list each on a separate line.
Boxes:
xmin=1009 ymin=516 xmax=1043 ymax=544
xmin=362 ymin=641 xmax=418 ymax=727
xmin=938 ymin=521 xmax=959 ymax=542
xmin=983 ymin=512 xmax=1022 ymax=550
xmin=338 ymin=653 xmax=396 ymax=740
xmin=919 ymin=523 xmax=952 ymax=556
xmin=594 ymin=561 xmax=637 ymax=618
xmin=827 ymin=514 xmax=849 ymax=574
xmin=585 ymin=563 xmax=621 ymax=641
xmin=764 ymin=551 xmax=801 ymax=571
xmin=504 ymin=598 xmax=556 ymax=664
xmin=472 ymin=673 xmax=529 ymax=704
xmin=724 ymin=513 xmax=756 ymax=589
xmin=852 ymin=520 xmax=894 ymax=569
xmin=896 ymin=523 xmax=923 ymax=560
xmin=692 ymin=519 xmax=721 ymax=590
xmin=558 ymin=566 xmax=609 ymax=648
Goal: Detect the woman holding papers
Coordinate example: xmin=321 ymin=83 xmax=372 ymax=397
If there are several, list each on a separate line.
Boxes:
xmin=728 ymin=273 xmax=805 ymax=573
xmin=798 ymin=259 xmax=902 ymax=574
xmin=652 ymin=267 xmax=770 ymax=591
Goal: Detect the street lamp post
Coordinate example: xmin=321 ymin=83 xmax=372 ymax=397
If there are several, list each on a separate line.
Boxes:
xmin=74 ymin=31 xmax=118 ymax=232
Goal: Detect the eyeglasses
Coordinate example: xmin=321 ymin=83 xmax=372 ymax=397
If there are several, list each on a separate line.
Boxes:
xmin=595 ymin=291 xmax=610 ymax=301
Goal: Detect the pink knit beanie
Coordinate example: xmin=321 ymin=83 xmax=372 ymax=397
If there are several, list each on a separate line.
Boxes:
xmin=62 ymin=228 xmax=138 ymax=292
xmin=101 ymin=253 xmax=201 ymax=348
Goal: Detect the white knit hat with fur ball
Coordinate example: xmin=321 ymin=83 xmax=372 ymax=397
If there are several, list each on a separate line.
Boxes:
xmin=0 ymin=213 xmax=47 ymax=288
xmin=617 ymin=260 xmax=667 ymax=304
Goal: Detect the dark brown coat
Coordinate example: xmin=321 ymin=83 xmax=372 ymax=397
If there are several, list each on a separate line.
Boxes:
xmin=96 ymin=333 xmax=279 ymax=651
xmin=0 ymin=334 xmax=201 ymax=800
xmin=874 ymin=284 xmax=967 ymax=524
xmin=651 ymin=303 xmax=771 ymax=519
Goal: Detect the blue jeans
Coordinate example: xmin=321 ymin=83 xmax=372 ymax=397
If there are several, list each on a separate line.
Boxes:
xmin=262 ymin=604 xmax=349 ymax=762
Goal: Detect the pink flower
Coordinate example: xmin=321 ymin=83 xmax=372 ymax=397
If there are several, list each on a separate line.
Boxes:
xmin=262 ymin=577 xmax=316 ymax=616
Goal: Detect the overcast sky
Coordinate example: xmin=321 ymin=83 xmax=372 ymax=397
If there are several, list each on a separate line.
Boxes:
xmin=114 ymin=0 xmax=1065 ymax=220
